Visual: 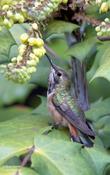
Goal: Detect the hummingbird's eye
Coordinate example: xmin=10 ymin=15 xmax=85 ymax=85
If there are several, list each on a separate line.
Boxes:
xmin=57 ymin=72 xmax=62 ymax=77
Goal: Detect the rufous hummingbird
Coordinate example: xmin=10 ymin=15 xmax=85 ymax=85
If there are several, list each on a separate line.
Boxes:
xmin=47 ymin=55 xmax=95 ymax=147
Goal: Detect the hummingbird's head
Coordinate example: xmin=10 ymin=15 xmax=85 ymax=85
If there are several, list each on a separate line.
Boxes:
xmin=48 ymin=64 xmax=70 ymax=93
xmin=46 ymin=54 xmax=70 ymax=93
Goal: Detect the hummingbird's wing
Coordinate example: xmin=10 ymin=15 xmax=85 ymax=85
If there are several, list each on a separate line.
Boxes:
xmin=71 ymin=57 xmax=89 ymax=111
xmin=53 ymin=100 xmax=95 ymax=137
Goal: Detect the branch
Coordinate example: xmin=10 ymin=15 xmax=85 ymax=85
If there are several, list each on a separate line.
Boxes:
xmin=15 ymin=145 xmax=35 ymax=175
xmin=73 ymin=13 xmax=110 ymax=27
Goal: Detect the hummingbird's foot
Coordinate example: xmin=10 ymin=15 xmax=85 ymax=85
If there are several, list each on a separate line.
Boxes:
xmin=48 ymin=122 xmax=60 ymax=129
xmin=43 ymin=128 xmax=53 ymax=135
xmin=43 ymin=123 xmax=60 ymax=135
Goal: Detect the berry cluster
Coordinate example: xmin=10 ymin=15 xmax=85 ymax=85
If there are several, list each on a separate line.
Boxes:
xmin=29 ymin=0 xmax=68 ymax=22
xmin=0 ymin=0 xmax=30 ymax=31
xmin=0 ymin=23 xmax=46 ymax=83
xmin=95 ymin=18 xmax=110 ymax=37
xmin=0 ymin=0 xmax=68 ymax=83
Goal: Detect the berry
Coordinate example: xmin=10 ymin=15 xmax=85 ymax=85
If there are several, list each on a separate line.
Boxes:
xmin=97 ymin=31 xmax=103 ymax=36
xmin=104 ymin=18 xmax=110 ymax=23
xmin=20 ymin=33 xmax=29 ymax=43
xmin=7 ymin=10 xmax=13 ymax=18
xmin=2 ymin=4 xmax=9 ymax=10
xmin=100 ymin=2 xmax=109 ymax=13
xmin=95 ymin=26 xmax=101 ymax=32
xmin=62 ymin=0 xmax=68 ymax=4
xmin=28 ymin=37 xmax=44 ymax=47
xmin=32 ymin=23 xmax=38 ymax=30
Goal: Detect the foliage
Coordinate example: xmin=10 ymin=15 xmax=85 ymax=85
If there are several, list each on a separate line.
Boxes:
xmin=0 ymin=0 xmax=110 ymax=175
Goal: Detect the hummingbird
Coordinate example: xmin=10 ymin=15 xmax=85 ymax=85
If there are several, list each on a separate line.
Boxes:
xmin=47 ymin=55 xmax=95 ymax=147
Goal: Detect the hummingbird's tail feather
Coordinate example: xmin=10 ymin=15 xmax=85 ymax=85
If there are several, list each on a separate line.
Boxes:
xmin=68 ymin=124 xmax=95 ymax=147
xmin=79 ymin=132 xmax=94 ymax=147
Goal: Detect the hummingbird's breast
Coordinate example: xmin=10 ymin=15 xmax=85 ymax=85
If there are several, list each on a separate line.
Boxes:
xmin=47 ymin=92 xmax=68 ymax=127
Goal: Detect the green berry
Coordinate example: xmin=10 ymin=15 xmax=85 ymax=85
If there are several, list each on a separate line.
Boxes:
xmin=27 ymin=60 xmax=37 ymax=66
xmin=7 ymin=11 xmax=13 ymax=18
xmin=18 ymin=44 xmax=26 ymax=55
xmin=95 ymin=26 xmax=100 ymax=32
xmin=20 ymin=33 xmax=29 ymax=43
xmin=17 ymin=55 xmax=23 ymax=63
xmin=29 ymin=53 xmax=39 ymax=62
xmin=2 ymin=4 xmax=9 ymax=10
xmin=107 ymin=28 xmax=110 ymax=32
xmin=32 ymin=23 xmax=38 ymax=30
xmin=28 ymin=37 xmax=44 ymax=47
xmin=101 ymin=22 xmax=106 ymax=26
xmin=18 ymin=15 xmax=25 ymax=23
xmin=3 ymin=18 xmax=13 ymax=28
xmin=101 ymin=28 xmax=107 ymax=33
xmin=104 ymin=18 xmax=110 ymax=23
xmin=97 ymin=31 xmax=103 ymax=36
xmin=36 ymin=38 xmax=44 ymax=47
xmin=100 ymin=2 xmax=109 ymax=13
xmin=27 ymin=67 xmax=37 ymax=74
xmin=14 ymin=13 xmax=25 ymax=23
xmin=11 ymin=57 xmax=17 ymax=63
xmin=62 ymin=0 xmax=68 ymax=4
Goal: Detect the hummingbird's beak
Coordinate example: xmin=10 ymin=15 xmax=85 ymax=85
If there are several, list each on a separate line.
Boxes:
xmin=46 ymin=54 xmax=59 ymax=72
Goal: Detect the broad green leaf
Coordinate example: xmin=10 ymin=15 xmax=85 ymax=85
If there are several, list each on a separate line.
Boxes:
xmin=91 ymin=44 xmax=110 ymax=82
xmin=45 ymin=20 xmax=79 ymax=39
xmin=88 ymin=78 xmax=110 ymax=102
xmin=66 ymin=37 xmax=97 ymax=61
xmin=0 ymin=29 xmax=15 ymax=64
xmin=0 ymin=113 xmax=50 ymax=165
xmin=0 ymin=167 xmax=39 ymax=175
xmin=0 ymin=75 xmax=34 ymax=106
xmin=0 ymin=24 xmax=29 ymax=64
xmin=95 ymin=115 xmax=110 ymax=148
xmin=47 ymin=38 xmax=69 ymax=59
xmin=86 ymin=98 xmax=110 ymax=121
xmin=0 ymin=106 xmax=31 ymax=122
xmin=32 ymin=136 xmax=110 ymax=175
xmin=86 ymin=98 xmax=110 ymax=148
xmin=87 ymin=43 xmax=109 ymax=81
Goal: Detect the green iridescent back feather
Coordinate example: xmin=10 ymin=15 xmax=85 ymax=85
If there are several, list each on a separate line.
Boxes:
xmin=53 ymin=84 xmax=81 ymax=115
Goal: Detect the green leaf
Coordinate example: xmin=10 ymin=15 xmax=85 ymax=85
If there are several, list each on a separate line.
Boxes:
xmin=47 ymin=38 xmax=69 ymax=59
xmin=0 ymin=75 xmax=34 ymax=106
xmin=0 ymin=113 xmax=49 ymax=165
xmin=91 ymin=44 xmax=110 ymax=82
xmin=0 ymin=29 xmax=15 ymax=64
xmin=86 ymin=98 xmax=110 ymax=121
xmin=0 ymin=24 xmax=29 ymax=64
xmin=88 ymin=78 xmax=110 ymax=102
xmin=32 ymin=136 xmax=110 ymax=175
xmin=95 ymin=115 xmax=110 ymax=148
xmin=86 ymin=98 xmax=110 ymax=148
xmin=0 ymin=167 xmax=39 ymax=175
xmin=0 ymin=106 xmax=31 ymax=122
xmin=45 ymin=20 xmax=79 ymax=39
xmin=66 ymin=37 xmax=96 ymax=61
